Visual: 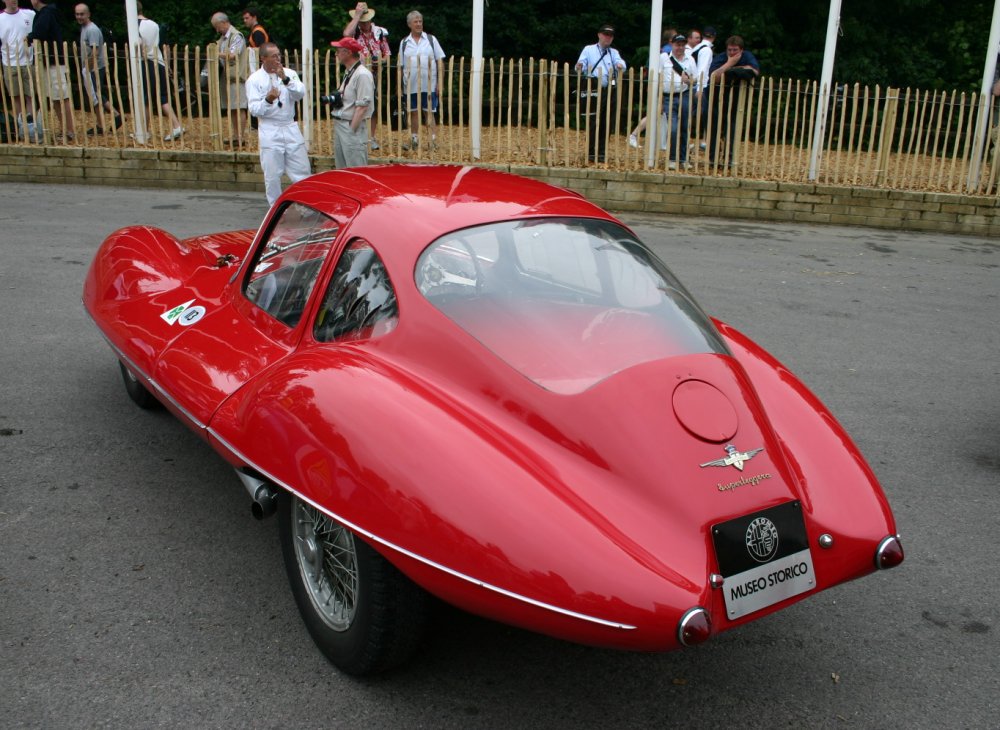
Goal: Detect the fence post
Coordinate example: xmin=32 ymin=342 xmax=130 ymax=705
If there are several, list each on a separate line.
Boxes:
xmin=206 ymin=44 xmax=223 ymax=149
xmin=875 ymin=87 xmax=898 ymax=187
xmin=537 ymin=59 xmax=548 ymax=166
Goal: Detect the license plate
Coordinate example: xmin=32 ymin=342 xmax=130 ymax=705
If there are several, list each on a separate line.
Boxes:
xmin=712 ymin=501 xmax=815 ymax=619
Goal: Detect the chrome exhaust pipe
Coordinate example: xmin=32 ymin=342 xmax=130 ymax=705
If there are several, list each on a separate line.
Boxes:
xmin=236 ymin=469 xmax=278 ymax=520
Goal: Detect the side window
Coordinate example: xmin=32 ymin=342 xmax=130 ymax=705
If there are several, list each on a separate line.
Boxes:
xmin=314 ymin=239 xmax=398 ymax=342
xmin=244 ymin=202 xmax=339 ymax=327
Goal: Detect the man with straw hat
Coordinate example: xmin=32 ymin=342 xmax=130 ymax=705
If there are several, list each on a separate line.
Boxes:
xmin=343 ymin=2 xmax=389 ymax=150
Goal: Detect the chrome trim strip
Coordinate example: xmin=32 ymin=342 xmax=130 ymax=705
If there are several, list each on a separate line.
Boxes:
xmin=209 ymin=427 xmax=637 ymax=631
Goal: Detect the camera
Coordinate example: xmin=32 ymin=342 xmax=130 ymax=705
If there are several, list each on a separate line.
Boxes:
xmin=320 ymin=91 xmax=344 ymax=109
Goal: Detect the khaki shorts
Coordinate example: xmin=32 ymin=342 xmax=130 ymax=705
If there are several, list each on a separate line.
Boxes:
xmin=2 ymin=65 xmax=34 ymax=98
xmin=38 ymin=65 xmax=72 ymax=102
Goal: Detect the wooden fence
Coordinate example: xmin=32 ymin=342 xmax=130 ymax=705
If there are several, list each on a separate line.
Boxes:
xmin=2 ymin=42 xmax=998 ymax=195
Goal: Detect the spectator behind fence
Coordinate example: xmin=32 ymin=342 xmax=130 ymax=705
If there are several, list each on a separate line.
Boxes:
xmin=0 ymin=0 xmax=35 ymax=129
xmin=241 ymin=5 xmax=267 ymax=75
xmin=628 ymin=26 xmax=678 ymax=149
xmin=343 ymin=2 xmax=389 ymax=151
xmin=576 ymin=24 xmax=626 ymax=163
xmin=136 ymin=2 xmax=184 ymax=141
xmin=690 ymin=25 xmax=715 ymax=146
xmin=29 ymin=0 xmax=75 ymax=141
xmin=398 ymin=9 xmax=444 ymax=151
xmin=708 ymin=34 xmax=759 ymax=166
xmin=75 ymin=4 xmax=122 ymax=136
xmin=241 ymin=6 xmax=268 ymax=48
xmin=662 ymin=33 xmax=696 ymax=169
xmin=212 ymin=12 xmax=248 ymax=147
xmin=246 ymin=41 xmax=310 ymax=206
xmin=330 ymin=36 xmax=373 ymax=168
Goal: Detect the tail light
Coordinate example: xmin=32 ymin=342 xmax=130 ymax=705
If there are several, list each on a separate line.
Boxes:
xmin=677 ymin=607 xmax=712 ymax=647
xmin=875 ymin=535 xmax=904 ymax=570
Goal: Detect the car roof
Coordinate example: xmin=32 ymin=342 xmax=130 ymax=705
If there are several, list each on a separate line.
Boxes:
xmin=283 ymin=164 xmax=619 ymax=244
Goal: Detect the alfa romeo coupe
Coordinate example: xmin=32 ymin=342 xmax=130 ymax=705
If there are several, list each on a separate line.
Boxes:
xmin=83 ymin=165 xmax=903 ymax=675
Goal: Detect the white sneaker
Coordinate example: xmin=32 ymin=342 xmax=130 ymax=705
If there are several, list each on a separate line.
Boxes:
xmin=370 ymin=138 xmax=380 ymax=150
xmin=699 ymin=141 xmax=707 ymax=151
xmin=628 ymin=134 xmax=639 ymax=148
xmin=667 ymin=161 xmax=677 ymax=170
xmin=163 ymin=126 xmax=184 ymax=142
xmin=402 ymin=134 xmax=418 ymax=151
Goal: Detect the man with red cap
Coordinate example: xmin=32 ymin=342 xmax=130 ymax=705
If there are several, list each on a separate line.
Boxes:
xmin=329 ymin=36 xmax=374 ymax=167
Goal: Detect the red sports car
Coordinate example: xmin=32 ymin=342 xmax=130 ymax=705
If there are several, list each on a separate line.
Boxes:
xmin=83 ymin=165 xmax=903 ymax=675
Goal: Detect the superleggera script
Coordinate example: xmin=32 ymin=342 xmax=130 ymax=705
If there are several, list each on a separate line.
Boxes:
xmin=717 ymin=473 xmax=772 ymax=492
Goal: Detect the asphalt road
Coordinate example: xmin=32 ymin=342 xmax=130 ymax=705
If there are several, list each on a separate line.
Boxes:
xmin=1 ymin=182 xmax=997 ymax=729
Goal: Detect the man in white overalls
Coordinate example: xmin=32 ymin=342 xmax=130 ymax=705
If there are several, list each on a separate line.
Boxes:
xmin=245 ymin=42 xmax=312 ymax=206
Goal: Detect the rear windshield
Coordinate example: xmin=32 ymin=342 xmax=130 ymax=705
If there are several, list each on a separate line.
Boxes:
xmin=415 ymin=217 xmax=728 ymax=394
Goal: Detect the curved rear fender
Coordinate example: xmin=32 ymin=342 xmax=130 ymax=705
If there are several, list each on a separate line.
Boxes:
xmin=207 ymin=349 xmax=708 ymax=641
xmin=717 ymin=320 xmax=897 ymax=582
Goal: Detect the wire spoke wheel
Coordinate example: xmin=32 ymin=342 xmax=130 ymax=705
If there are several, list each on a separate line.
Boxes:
xmin=279 ymin=493 xmax=431 ymax=675
xmin=291 ymin=499 xmax=359 ymax=632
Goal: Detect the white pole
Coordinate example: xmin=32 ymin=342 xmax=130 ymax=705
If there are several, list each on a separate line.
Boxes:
xmin=967 ymin=0 xmax=1000 ymax=192
xmin=471 ymin=0 xmax=483 ymax=159
xmin=645 ymin=0 xmax=663 ymax=168
xmin=300 ymin=0 xmax=313 ymax=151
xmin=808 ymin=0 xmax=841 ymax=180
xmin=123 ymin=0 xmax=148 ymax=143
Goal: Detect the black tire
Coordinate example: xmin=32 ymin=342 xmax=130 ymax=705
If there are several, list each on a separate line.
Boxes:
xmin=119 ymin=361 xmax=160 ymax=409
xmin=278 ymin=492 xmax=429 ymax=675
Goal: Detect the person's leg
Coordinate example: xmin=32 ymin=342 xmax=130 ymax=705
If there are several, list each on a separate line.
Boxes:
xmin=334 ymin=121 xmax=348 ymax=168
xmin=150 ymin=64 xmax=182 ymax=139
xmin=581 ymin=90 xmax=598 ymax=161
xmin=678 ymin=93 xmax=690 ymax=164
xmin=725 ymin=85 xmax=742 ymax=165
xmin=285 ymin=138 xmax=311 ymax=183
xmin=260 ymin=144 xmax=283 ymax=205
xmin=404 ymin=93 xmax=422 ymax=149
xmin=595 ymin=88 xmax=614 ymax=161
xmin=594 ymin=90 xmax=606 ymax=161
xmin=48 ymin=67 xmax=76 ymax=138
xmin=343 ymin=120 xmax=369 ymax=166
xmin=89 ymin=72 xmax=108 ymax=131
xmin=708 ymin=85 xmax=724 ymax=164
xmin=668 ymin=95 xmax=680 ymax=162
xmin=369 ymin=97 xmax=380 ymax=148
xmin=425 ymin=92 xmax=437 ymax=146
xmin=629 ymin=116 xmax=647 ymax=147
xmin=162 ymin=102 xmax=182 ymax=134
